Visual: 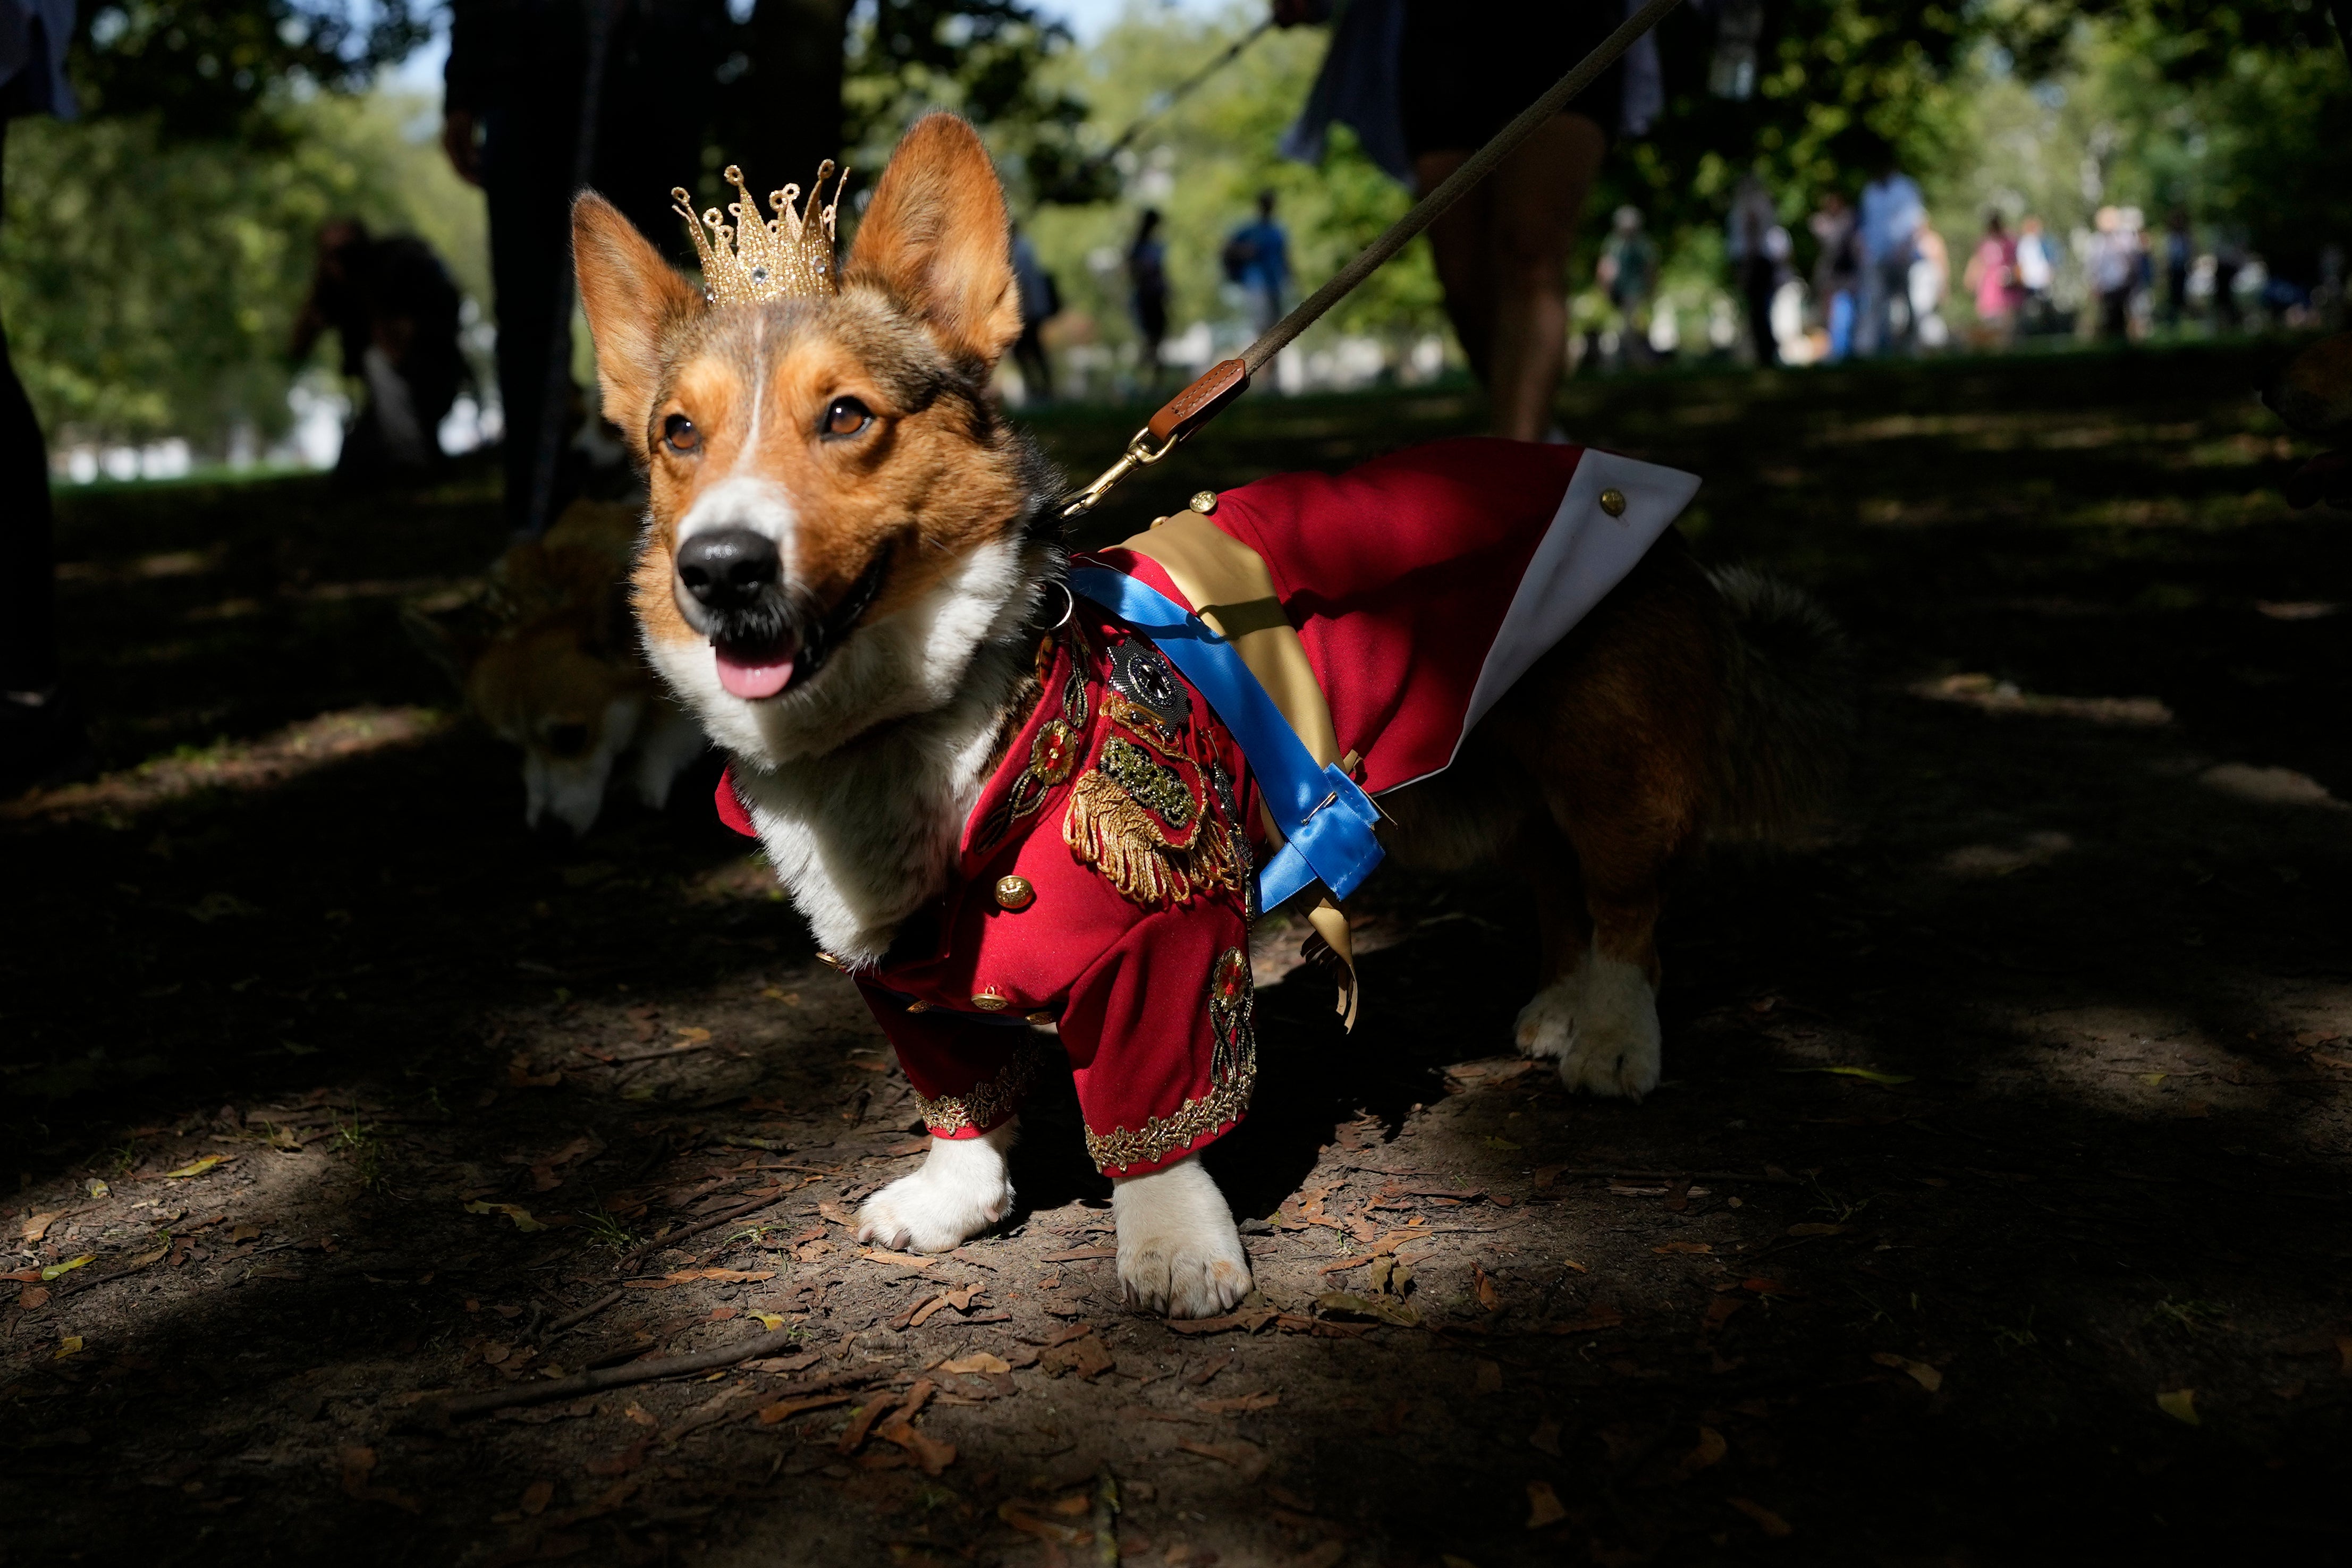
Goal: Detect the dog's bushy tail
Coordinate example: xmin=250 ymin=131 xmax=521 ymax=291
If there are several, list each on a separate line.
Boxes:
xmin=1703 ymin=566 xmax=1851 ymax=843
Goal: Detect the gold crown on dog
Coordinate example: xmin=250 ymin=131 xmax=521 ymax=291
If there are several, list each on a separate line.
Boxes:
xmin=670 ymin=161 xmax=849 ymax=306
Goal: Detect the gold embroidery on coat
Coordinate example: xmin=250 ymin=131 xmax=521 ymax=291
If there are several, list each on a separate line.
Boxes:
xmin=1084 ymin=1059 xmax=1256 ymax=1172
xmin=912 ymin=1039 xmax=1045 ymax=1137
xmin=976 ymin=637 xmax=1090 ymax=851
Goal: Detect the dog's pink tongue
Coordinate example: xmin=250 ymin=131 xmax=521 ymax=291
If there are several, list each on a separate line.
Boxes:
xmin=714 ymin=645 xmax=796 ymax=700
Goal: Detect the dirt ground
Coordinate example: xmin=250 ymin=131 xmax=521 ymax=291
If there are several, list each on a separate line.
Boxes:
xmin=6 ymin=343 xmax=2350 ymax=1566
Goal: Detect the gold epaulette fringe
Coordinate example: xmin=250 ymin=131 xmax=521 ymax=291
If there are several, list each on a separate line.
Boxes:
xmin=1064 ymin=771 xmax=1231 ymax=909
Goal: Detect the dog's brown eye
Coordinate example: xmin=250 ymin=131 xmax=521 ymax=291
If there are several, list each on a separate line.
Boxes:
xmin=663 ymin=413 xmax=699 ymax=453
xmin=823 ymin=397 xmax=872 ymax=438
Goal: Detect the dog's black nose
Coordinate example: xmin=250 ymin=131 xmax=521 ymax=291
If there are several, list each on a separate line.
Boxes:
xmin=675 ymin=528 xmax=780 ymax=611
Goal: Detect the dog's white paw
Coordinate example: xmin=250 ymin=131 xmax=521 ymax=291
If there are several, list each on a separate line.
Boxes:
xmin=1513 ymin=960 xmax=1590 ymax=1063
xmin=1556 ymin=949 xmax=1661 ymax=1098
xmin=854 ymin=1120 xmax=1018 ymax=1253
xmin=1111 ymin=1156 xmax=1251 ymax=1319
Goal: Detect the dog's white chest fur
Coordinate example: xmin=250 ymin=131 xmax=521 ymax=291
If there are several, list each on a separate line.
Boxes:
xmin=652 ymin=535 xmax=1051 ymax=964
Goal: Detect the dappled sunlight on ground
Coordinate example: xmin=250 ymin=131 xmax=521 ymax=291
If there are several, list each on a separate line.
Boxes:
xmin=7 ymin=346 xmax=2351 ymax=1562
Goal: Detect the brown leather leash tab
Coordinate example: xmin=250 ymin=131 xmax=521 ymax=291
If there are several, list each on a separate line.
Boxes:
xmin=1058 ymin=0 xmax=1683 ymax=522
xmin=1146 ymin=356 xmax=1250 ymax=446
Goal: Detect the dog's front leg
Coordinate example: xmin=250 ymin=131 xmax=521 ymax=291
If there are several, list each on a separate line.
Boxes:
xmin=854 ymin=1119 xmax=1019 ymax=1253
xmin=1112 ymin=1156 xmax=1250 ymax=1319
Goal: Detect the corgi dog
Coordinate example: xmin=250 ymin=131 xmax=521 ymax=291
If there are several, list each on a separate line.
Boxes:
xmin=571 ymin=114 xmax=1845 ymax=1316
xmin=407 ymin=498 xmax=707 ymax=837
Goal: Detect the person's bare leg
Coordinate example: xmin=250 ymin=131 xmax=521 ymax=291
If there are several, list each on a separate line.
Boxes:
xmin=1483 ymin=114 xmax=1606 ymax=441
xmin=1416 ymin=151 xmax=1498 ymax=385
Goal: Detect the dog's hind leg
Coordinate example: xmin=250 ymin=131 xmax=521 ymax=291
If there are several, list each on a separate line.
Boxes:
xmin=854 ymin=1118 xmax=1019 ymax=1253
xmin=1112 ymin=1155 xmax=1251 ymax=1319
xmin=1511 ymin=824 xmax=1596 ymax=1066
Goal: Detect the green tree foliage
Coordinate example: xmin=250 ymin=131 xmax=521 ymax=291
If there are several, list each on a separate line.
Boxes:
xmin=2 ymin=92 xmax=484 ymax=450
xmin=1019 ymin=3 xmax=1440 ymax=395
xmin=1609 ymin=0 xmax=2347 ymax=282
xmin=1922 ymin=7 xmax=2350 ymax=282
xmin=841 ymin=0 xmax=1090 ymax=188
xmin=69 ymin=1 xmax=432 ymax=138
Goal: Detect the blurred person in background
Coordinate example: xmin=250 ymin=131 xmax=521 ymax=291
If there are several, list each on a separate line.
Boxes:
xmin=1809 ymin=189 xmax=1859 ymax=361
xmin=1008 ymin=224 xmax=1059 ymax=402
xmin=1855 ymin=147 xmax=1924 ymax=357
xmin=1598 ymin=205 xmax=1659 ymax=368
xmin=1222 ymin=189 xmax=1291 ymax=336
xmin=2162 ymin=207 xmax=2193 ymax=329
xmin=443 ymin=0 xmax=718 ymax=535
xmin=290 ymin=218 xmax=468 ymax=485
xmin=1727 ymin=173 xmax=1788 ymax=367
xmin=2213 ymin=230 xmax=2246 ymax=334
xmin=2088 ymin=205 xmax=2137 ymax=341
xmin=1128 ymin=208 xmax=1171 ymax=392
xmin=1909 ymin=214 xmax=1950 ymax=351
xmin=1 ymin=0 xmax=91 ymax=795
xmin=2015 ymin=214 xmax=2056 ymax=334
xmin=1278 ymin=0 xmax=1654 ymax=439
xmin=1961 ymin=211 xmax=2019 ymax=349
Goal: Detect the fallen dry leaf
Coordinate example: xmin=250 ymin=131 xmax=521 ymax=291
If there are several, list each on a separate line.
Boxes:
xmin=937 ymin=1351 xmax=1012 ymax=1376
xmin=877 ymin=1419 xmax=957 ymax=1476
xmin=1780 ymin=1064 xmax=1914 ymax=1084
xmin=1313 ymin=1291 xmax=1421 ymax=1328
xmin=463 ymin=1201 xmax=545 ymax=1232
xmin=1546 ymin=1306 xmax=1627 ymax=1334
xmin=1653 ymin=1241 xmax=1713 ymax=1256
xmin=157 ymin=1155 xmax=232 ymax=1181
xmin=519 ymin=1480 xmax=554 ymax=1516
xmin=1727 ymin=1497 xmax=1792 ymax=1537
xmin=1871 ymin=1352 xmax=1943 ymax=1393
xmin=860 ymin=1248 xmax=937 ymax=1271
xmin=1174 ymin=1437 xmax=1267 ymax=1480
xmin=1165 ymin=1306 xmax=1281 ymax=1336
xmin=1525 ymin=1480 xmax=1569 ymax=1529
xmin=1198 ymin=1391 xmax=1280 ymax=1415
xmin=1680 ymin=1426 xmax=1728 ymax=1476
xmin=1040 ymin=1333 xmax=1116 ymax=1379
xmin=55 ymin=1335 xmax=84 ymax=1360
xmin=756 ymin=1393 xmax=851 ymax=1425
xmin=18 ymin=1286 xmax=50 ymax=1309
xmin=997 ymin=1500 xmax=1090 ymax=1546
xmin=2156 ymin=1388 xmax=2199 ymax=1425
xmin=1475 ymin=1265 xmax=1501 ymax=1311
xmin=21 ymin=1211 xmax=63 ymax=1244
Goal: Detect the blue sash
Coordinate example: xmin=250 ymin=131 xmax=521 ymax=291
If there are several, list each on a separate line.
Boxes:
xmin=1067 ymin=566 xmax=1384 ymax=914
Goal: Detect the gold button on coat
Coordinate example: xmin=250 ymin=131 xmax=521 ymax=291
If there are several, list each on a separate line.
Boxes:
xmin=1188 ymin=490 xmax=1218 ymax=514
xmin=1598 ymin=487 xmax=1627 ymax=517
xmin=971 ymin=988 xmax=1010 ymax=1012
xmin=994 ymin=874 xmax=1035 ymax=910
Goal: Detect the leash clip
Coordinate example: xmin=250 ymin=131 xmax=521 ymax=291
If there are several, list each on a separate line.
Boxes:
xmin=1061 ymin=423 xmax=1180 ymax=520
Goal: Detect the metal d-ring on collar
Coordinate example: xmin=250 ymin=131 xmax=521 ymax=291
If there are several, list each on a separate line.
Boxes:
xmin=1029 ymin=579 xmax=1076 ymax=633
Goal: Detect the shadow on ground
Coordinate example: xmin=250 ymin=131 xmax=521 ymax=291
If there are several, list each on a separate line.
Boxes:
xmin=4 ymin=344 xmax=2349 ymax=1566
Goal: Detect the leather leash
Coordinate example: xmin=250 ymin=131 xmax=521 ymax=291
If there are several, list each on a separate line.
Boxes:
xmin=1061 ymin=0 xmax=1687 ymax=520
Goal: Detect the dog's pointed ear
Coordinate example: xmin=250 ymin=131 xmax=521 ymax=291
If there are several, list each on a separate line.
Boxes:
xmin=845 ymin=113 xmax=1022 ymax=369
xmin=573 ymin=191 xmax=702 ymax=441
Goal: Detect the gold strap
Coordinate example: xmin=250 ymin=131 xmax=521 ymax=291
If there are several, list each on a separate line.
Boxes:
xmin=1118 ymin=514 xmax=1359 ymax=1028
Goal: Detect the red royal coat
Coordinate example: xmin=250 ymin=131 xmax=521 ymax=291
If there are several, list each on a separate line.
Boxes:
xmin=721 ymin=437 xmax=1699 ymax=1175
